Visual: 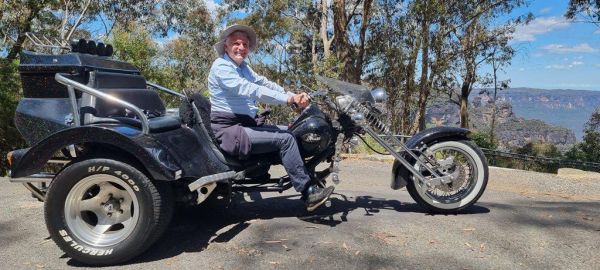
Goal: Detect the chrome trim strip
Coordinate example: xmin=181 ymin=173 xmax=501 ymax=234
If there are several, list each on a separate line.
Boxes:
xmin=147 ymin=82 xmax=186 ymax=98
xmin=22 ymin=182 xmax=45 ymax=201
xmin=9 ymin=173 xmax=54 ymax=183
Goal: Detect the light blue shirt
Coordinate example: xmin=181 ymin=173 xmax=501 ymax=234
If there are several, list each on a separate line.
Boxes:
xmin=208 ymin=54 xmax=293 ymax=117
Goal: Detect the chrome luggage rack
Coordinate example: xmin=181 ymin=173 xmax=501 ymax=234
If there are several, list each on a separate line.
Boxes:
xmin=25 ymin=32 xmax=71 ymax=54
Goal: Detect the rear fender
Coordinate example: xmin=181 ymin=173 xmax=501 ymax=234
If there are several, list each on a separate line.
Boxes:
xmin=9 ymin=125 xmax=180 ymax=181
xmin=390 ymin=126 xmax=471 ymax=190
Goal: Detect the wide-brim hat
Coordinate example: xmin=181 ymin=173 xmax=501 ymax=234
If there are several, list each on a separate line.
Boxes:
xmin=214 ymin=24 xmax=257 ymax=56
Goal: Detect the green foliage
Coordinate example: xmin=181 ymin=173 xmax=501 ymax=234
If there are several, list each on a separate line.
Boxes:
xmin=351 ymin=135 xmax=387 ymax=155
xmin=565 ymin=109 xmax=600 ymax=163
xmin=566 ymin=0 xmax=600 ymax=25
xmin=110 ymin=26 xmax=184 ymax=107
xmin=486 ymin=142 xmax=563 ymax=173
xmin=0 ymin=59 xmax=26 ymax=175
xmin=470 ymin=131 xmax=497 ymax=150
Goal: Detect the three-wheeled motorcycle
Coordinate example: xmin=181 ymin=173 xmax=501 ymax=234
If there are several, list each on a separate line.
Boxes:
xmin=7 ymin=38 xmax=488 ymax=265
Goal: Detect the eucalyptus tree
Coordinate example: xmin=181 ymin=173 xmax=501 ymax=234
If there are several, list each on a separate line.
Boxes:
xmin=484 ymin=43 xmax=513 ymax=146
xmin=332 ymin=0 xmax=375 ymax=83
xmin=449 ymin=0 xmax=528 ymax=128
xmin=566 ymin=0 xmax=600 ymax=25
xmin=1 ymin=0 xmax=165 ymax=59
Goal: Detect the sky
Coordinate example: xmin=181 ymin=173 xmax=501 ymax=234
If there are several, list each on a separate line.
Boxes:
xmin=505 ymin=0 xmax=600 ymax=90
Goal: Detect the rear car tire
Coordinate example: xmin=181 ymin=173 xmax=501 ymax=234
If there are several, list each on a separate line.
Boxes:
xmin=44 ymin=158 xmax=173 ymax=265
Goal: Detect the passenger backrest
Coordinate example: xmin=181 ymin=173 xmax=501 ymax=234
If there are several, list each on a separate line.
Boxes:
xmin=81 ymin=71 xmax=166 ymax=124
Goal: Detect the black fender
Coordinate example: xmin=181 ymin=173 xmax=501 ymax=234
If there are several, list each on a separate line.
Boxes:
xmin=390 ymin=126 xmax=471 ymax=190
xmin=10 ymin=125 xmax=181 ymax=181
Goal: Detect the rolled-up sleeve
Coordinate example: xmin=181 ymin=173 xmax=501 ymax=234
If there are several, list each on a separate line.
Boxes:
xmin=215 ymin=63 xmax=292 ymax=105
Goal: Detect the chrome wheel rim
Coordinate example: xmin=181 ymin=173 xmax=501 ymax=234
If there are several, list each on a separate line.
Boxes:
xmin=64 ymin=174 xmax=140 ymax=247
xmin=416 ymin=146 xmax=478 ymax=204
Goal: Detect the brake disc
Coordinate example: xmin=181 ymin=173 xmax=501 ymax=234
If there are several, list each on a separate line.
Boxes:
xmin=437 ymin=164 xmax=468 ymax=192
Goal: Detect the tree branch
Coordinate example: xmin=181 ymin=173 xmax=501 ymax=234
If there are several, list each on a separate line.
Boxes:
xmin=64 ymin=0 xmax=92 ymax=42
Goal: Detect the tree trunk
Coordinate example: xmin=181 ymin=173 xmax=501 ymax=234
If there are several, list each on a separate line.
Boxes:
xmin=459 ymin=81 xmax=471 ymax=128
xmin=311 ymin=32 xmax=318 ymax=73
xmin=458 ymin=20 xmax=478 ymax=129
xmin=332 ymin=0 xmax=357 ymax=83
xmin=401 ymin=29 xmax=421 ymax=134
xmin=490 ymin=57 xmax=498 ymax=145
xmin=410 ymin=14 xmax=430 ymax=134
xmin=354 ymin=0 xmax=373 ymax=82
xmin=320 ymin=0 xmax=332 ymax=59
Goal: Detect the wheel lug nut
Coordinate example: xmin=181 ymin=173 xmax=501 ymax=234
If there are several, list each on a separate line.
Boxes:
xmin=119 ymin=198 xmax=124 ymax=203
xmin=107 ymin=213 xmax=112 ymax=217
xmin=119 ymin=210 xmax=124 ymax=214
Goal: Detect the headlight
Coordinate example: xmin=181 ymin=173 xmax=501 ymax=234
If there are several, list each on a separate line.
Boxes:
xmin=370 ymin=87 xmax=387 ymax=103
xmin=351 ymin=112 xmax=365 ymax=125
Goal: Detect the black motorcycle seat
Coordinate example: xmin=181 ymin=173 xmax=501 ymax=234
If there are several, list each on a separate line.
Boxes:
xmin=109 ymin=115 xmax=181 ymax=133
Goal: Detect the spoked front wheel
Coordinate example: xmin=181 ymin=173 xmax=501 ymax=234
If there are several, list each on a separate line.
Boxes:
xmin=407 ymin=140 xmax=488 ymax=213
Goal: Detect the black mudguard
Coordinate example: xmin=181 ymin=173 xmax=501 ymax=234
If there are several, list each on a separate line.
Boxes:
xmin=10 ymin=124 xmax=230 ymax=181
xmin=390 ymin=126 xmax=471 ymax=190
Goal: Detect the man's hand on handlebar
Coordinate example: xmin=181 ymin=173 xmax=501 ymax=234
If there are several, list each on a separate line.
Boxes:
xmin=288 ymin=93 xmax=310 ymax=109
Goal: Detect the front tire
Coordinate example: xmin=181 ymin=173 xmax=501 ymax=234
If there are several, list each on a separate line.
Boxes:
xmin=406 ymin=140 xmax=488 ymax=213
xmin=44 ymin=159 xmax=172 ymax=265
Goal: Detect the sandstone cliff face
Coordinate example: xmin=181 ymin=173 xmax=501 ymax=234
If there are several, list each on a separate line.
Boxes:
xmin=426 ymin=97 xmax=577 ymax=151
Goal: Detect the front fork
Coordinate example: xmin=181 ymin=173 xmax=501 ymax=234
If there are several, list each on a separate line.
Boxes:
xmin=362 ymin=126 xmax=456 ymax=188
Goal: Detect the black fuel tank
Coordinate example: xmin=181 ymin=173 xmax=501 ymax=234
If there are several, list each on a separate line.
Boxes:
xmin=289 ymin=105 xmax=333 ymax=157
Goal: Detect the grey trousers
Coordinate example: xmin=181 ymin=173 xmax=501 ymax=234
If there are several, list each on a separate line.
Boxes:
xmin=243 ymin=125 xmax=311 ymax=192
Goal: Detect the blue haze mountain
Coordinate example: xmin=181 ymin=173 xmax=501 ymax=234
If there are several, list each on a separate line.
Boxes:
xmin=424 ymin=87 xmax=600 ymax=151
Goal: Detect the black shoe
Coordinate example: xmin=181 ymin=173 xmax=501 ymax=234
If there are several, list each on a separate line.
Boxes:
xmin=302 ymin=185 xmax=335 ymax=212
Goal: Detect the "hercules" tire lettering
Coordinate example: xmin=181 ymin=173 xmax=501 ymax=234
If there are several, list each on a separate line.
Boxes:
xmin=59 ymin=230 xmax=113 ymax=256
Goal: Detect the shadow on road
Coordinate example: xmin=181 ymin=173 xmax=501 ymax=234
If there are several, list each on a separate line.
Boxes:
xmin=63 ymin=191 xmax=489 ymax=266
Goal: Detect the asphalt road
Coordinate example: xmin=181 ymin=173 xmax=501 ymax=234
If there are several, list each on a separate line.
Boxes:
xmin=1 ymin=160 xmax=599 ymax=270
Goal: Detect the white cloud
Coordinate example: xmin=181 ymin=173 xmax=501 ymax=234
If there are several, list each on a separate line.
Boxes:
xmin=545 ymin=61 xmax=584 ymax=70
xmin=539 ymin=7 xmax=551 ymax=14
xmin=512 ymin=16 xmax=570 ymax=42
xmin=541 ymin=43 xmax=598 ymax=53
xmin=545 ymin=64 xmax=569 ymax=69
xmin=595 ymin=29 xmax=600 ymax=34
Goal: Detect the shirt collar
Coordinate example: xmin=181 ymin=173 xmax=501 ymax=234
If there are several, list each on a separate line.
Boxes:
xmin=223 ymin=53 xmax=246 ymax=68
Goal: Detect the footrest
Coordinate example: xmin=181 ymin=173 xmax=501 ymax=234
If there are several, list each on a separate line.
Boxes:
xmin=188 ymin=171 xmax=236 ymax=191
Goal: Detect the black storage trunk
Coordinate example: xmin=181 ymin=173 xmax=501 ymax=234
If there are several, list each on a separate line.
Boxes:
xmin=18 ymin=51 xmax=140 ymax=98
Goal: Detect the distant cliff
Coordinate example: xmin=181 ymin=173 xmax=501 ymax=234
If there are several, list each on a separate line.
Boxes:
xmin=426 ymin=95 xmax=577 ymax=152
xmin=494 ymin=88 xmax=600 ymax=139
